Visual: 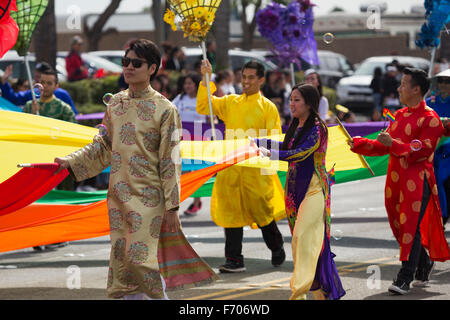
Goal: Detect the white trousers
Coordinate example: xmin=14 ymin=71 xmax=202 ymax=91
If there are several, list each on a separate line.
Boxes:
xmin=122 ymin=275 xmax=169 ymax=300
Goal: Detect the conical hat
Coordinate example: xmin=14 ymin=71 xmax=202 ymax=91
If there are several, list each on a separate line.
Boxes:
xmin=435 ymin=68 xmax=450 ymax=78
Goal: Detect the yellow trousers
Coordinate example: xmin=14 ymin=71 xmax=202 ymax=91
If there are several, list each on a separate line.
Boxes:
xmin=289 ymin=173 xmax=325 ymax=300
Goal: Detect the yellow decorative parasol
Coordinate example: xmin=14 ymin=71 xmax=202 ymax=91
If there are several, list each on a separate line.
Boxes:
xmin=164 ymin=0 xmax=222 ymax=139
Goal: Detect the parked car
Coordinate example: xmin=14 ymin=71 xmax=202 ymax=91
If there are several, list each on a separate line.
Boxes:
xmin=91 ymin=48 xmax=279 ymax=75
xmin=0 ymin=50 xmax=67 ymax=82
xmin=89 ymin=50 xmax=125 ymax=66
xmin=336 ymin=55 xmax=430 ymax=111
xmin=314 ymin=50 xmax=354 ymax=89
xmin=183 ymin=47 xmax=278 ymax=72
xmin=57 ymin=51 xmax=123 ymax=77
xmin=256 ymin=50 xmax=354 ymax=89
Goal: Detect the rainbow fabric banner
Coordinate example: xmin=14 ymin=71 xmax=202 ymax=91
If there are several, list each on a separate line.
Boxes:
xmin=0 ymin=110 xmax=385 ymax=253
xmin=382 ymin=108 xmax=395 ymax=123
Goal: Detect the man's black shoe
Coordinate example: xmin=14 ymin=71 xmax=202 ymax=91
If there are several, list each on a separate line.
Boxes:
xmin=219 ymin=260 xmax=246 ymax=273
xmin=388 ymin=279 xmax=410 ymax=295
xmin=272 ymin=248 xmax=286 ymax=267
xmin=413 ymin=261 xmax=434 ymax=287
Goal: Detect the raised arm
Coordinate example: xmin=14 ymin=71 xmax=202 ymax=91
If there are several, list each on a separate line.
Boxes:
xmin=196 ymin=59 xmax=230 ymax=121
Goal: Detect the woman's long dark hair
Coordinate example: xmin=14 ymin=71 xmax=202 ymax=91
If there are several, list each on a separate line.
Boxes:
xmin=281 ymin=83 xmax=328 ymax=150
xmin=308 ymin=71 xmax=324 ymax=97
xmin=179 ymin=72 xmax=201 ymax=99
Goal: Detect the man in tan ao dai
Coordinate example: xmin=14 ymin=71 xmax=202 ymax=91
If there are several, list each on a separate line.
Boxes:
xmin=54 ymin=39 xmax=216 ymax=300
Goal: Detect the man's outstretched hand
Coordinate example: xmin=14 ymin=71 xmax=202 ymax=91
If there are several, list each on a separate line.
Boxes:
xmin=54 ymin=157 xmax=69 ymax=174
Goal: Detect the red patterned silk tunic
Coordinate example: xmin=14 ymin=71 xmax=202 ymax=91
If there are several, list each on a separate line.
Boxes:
xmin=351 ymin=100 xmax=450 ymax=262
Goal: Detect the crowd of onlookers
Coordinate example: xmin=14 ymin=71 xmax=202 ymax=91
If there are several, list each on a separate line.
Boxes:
xmin=4 ymin=36 xmax=449 ymax=128
xmin=2 ymin=36 xmax=362 ymax=130
xmin=369 ymin=58 xmax=449 ymax=121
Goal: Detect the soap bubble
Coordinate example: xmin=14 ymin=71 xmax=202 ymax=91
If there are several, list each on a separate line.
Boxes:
xmin=102 ymin=93 xmax=114 ymax=105
xmin=50 ymin=126 xmax=61 ymax=139
xmin=410 ymin=139 xmax=422 ymax=152
xmin=332 ymin=229 xmax=344 ymax=240
xmin=95 ymin=124 xmax=108 ymax=137
xmin=33 ymin=83 xmax=44 ymax=99
xmin=323 ymin=32 xmax=335 ymax=44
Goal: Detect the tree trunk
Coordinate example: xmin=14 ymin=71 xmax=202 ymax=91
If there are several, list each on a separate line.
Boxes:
xmin=83 ymin=0 xmax=122 ymax=51
xmin=152 ymin=0 xmax=165 ymax=49
xmin=213 ymin=0 xmax=230 ymax=71
xmin=33 ymin=0 xmax=56 ymax=69
xmin=240 ymin=0 xmax=261 ymax=50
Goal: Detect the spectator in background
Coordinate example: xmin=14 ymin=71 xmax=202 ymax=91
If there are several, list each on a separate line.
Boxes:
xmin=434 ymin=58 xmax=449 ymax=75
xmin=427 ymin=69 xmax=450 ymax=117
xmin=65 ymin=35 xmax=89 ymax=82
xmin=172 ymin=72 xmax=205 ymax=216
xmin=161 ymin=41 xmax=174 ymax=71
xmin=12 ymin=78 xmax=29 ymax=92
xmin=172 ymin=72 xmax=205 ymax=123
xmin=193 ymin=60 xmax=202 ymax=75
xmin=391 ymin=59 xmax=403 ymax=82
xmin=0 ymin=62 xmax=77 ymax=114
xmin=282 ymin=70 xmax=293 ymax=124
xmin=382 ymin=65 xmax=400 ymax=110
xmin=370 ymin=67 xmax=383 ymax=121
xmin=165 ymin=47 xmax=186 ymax=72
xmin=151 ymin=76 xmax=164 ymax=95
xmin=206 ymin=40 xmax=216 ymax=73
xmin=23 ymin=68 xmax=76 ymax=123
xmin=233 ymin=68 xmax=243 ymax=94
xmin=151 ymin=74 xmax=171 ymax=98
xmin=262 ymin=71 xmax=286 ymax=123
xmin=304 ymin=69 xmax=331 ymax=124
xmin=426 ymin=69 xmax=450 ymax=226
xmin=218 ymin=70 xmax=235 ymax=95
xmin=213 ymin=71 xmax=226 ymax=97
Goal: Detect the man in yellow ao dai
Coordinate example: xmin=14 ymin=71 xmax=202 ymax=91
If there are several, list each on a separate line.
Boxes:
xmin=197 ymin=59 xmax=286 ymax=273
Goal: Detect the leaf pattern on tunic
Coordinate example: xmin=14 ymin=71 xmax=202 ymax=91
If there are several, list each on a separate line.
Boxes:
xmin=127 ymin=241 xmax=149 ymax=265
xmin=143 ymin=129 xmax=160 ymax=152
xmin=119 ymin=122 xmax=136 ymax=145
xmin=108 ymin=208 xmax=123 ymax=231
xmin=140 ymin=186 xmax=161 ymax=208
xmin=137 ymin=100 xmax=156 ymax=121
xmin=128 ymin=154 xmax=151 ymax=178
xmin=126 ymin=211 xmax=142 ymax=233
xmin=111 ymin=151 xmax=122 ymax=174
xmin=113 ymin=181 xmax=132 ymax=203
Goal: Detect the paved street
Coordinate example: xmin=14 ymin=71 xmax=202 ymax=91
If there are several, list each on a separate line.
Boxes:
xmin=1 ymin=175 xmax=449 ymax=300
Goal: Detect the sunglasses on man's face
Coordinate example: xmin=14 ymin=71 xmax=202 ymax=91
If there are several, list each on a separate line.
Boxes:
xmin=438 ymin=78 xmax=450 ymax=84
xmin=121 ymin=57 xmax=147 ymax=68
